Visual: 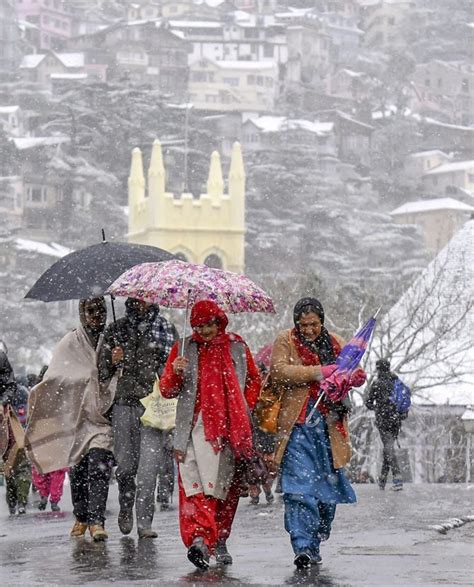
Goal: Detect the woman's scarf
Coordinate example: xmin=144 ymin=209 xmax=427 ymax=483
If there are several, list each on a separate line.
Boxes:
xmin=291 ymin=328 xmax=346 ymax=437
xmin=190 ymin=301 xmax=254 ymax=460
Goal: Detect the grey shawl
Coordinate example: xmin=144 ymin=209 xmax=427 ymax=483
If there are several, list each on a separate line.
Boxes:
xmin=25 ymin=324 xmax=115 ymax=473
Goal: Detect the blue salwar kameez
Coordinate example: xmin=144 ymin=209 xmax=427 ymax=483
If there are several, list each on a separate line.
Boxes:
xmin=281 ymin=401 xmax=356 ymax=557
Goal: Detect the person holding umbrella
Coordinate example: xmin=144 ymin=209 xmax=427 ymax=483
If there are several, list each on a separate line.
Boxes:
xmin=159 ymin=300 xmax=262 ymax=569
xmin=98 ymin=298 xmax=177 ymax=536
xmin=26 ymin=298 xmax=115 ymax=541
xmin=268 ymin=297 xmax=366 ymax=568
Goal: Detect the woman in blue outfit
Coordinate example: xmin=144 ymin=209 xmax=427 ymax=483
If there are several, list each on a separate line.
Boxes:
xmin=269 ymin=298 xmax=365 ymax=568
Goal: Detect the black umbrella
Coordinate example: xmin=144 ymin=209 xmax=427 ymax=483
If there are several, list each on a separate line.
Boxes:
xmin=25 ymin=232 xmax=175 ymax=303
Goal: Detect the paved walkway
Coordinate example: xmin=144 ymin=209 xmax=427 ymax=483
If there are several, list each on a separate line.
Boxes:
xmin=0 ymin=482 xmax=472 ymax=585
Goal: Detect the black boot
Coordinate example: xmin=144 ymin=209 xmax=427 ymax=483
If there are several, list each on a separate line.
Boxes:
xmin=215 ymin=539 xmax=233 ymax=565
xmin=187 ymin=537 xmax=210 ymax=570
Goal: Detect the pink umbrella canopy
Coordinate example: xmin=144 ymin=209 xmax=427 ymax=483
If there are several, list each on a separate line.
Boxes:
xmin=107 ymin=260 xmax=275 ymax=314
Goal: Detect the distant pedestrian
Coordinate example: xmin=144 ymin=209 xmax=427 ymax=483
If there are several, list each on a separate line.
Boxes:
xmin=0 ymin=352 xmax=31 ymax=516
xmin=249 ymin=359 xmax=275 ymax=506
xmin=160 ymin=300 xmax=261 ymax=569
xmin=30 ymin=364 xmax=67 ymax=512
xmin=99 ymin=298 xmax=177 ymax=536
xmin=267 ymin=298 xmax=365 ymax=569
xmin=31 ymin=467 xmax=67 ymax=512
xmin=365 ymin=359 xmax=407 ymax=491
xmin=26 ymin=298 xmax=115 ymax=541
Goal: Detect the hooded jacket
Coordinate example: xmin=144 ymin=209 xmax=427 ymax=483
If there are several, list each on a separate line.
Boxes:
xmin=365 ymin=370 xmax=402 ymax=434
xmin=99 ymin=300 xmax=177 ymax=405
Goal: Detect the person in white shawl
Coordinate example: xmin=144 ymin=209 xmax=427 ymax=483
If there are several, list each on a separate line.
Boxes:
xmin=26 ymin=297 xmax=116 ymax=541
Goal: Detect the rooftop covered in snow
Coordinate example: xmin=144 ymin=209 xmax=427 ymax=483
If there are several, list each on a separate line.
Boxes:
xmin=391 ymin=198 xmax=474 ymax=216
xmin=423 ymin=160 xmax=474 ymax=176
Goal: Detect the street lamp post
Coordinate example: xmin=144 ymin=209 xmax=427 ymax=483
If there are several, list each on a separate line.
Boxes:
xmin=461 ymin=409 xmax=474 ymax=484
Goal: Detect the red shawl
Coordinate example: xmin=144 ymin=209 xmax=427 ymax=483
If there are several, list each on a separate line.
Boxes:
xmin=291 ymin=328 xmax=347 ymax=437
xmin=190 ymin=301 xmax=254 ymax=459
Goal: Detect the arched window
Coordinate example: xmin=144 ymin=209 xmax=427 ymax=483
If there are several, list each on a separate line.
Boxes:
xmin=204 ymin=254 xmax=223 ymax=269
xmin=174 ymin=252 xmax=188 ymax=262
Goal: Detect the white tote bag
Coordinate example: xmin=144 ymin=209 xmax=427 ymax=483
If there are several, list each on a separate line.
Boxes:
xmin=140 ymin=379 xmax=177 ymax=431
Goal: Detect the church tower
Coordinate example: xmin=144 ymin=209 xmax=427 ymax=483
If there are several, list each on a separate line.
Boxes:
xmin=127 ymin=140 xmax=246 ymax=274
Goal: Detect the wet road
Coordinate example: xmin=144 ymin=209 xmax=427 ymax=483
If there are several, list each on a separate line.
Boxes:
xmin=0 ymin=483 xmax=472 ymax=585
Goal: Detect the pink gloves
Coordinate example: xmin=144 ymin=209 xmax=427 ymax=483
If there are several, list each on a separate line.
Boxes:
xmin=349 ymin=368 xmax=366 ymax=387
xmin=320 ymin=364 xmax=338 ymax=379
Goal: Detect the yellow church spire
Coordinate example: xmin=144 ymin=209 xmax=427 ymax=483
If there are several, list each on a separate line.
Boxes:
xmin=229 ymin=142 xmax=245 ymax=227
xmin=128 ymin=147 xmax=145 ymax=233
xmin=148 ymin=139 xmax=165 ymax=224
xmin=207 ymin=150 xmax=224 ymax=205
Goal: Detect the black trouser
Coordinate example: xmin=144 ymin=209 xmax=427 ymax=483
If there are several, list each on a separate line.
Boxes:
xmin=379 ymin=428 xmax=401 ymax=481
xmin=70 ymin=448 xmax=113 ymax=525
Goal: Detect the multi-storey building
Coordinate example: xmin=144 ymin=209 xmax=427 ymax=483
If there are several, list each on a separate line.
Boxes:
xmin=0 ymin=0 xmax=21 ymax=74
xmin=188 ymin=57 xmax=278 ymax=113
xmin=412 ymin=60 xmax=474 ymax=126
xmin=66 ymin=21 xmax=189 ymax=96
xmin=15 ymin=0 xmax=73 ymax=50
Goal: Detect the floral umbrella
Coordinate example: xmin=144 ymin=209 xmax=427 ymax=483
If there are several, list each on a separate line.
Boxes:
xmin=107 ymin=260 xmax=275 ymax=350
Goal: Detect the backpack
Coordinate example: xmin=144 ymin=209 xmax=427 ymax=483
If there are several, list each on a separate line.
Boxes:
xmin=390 ymin=378 xmax=411 ymax=415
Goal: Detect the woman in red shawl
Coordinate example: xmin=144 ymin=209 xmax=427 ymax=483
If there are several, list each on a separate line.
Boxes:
xmin=160 ymin=300 xmax=261 ymax=569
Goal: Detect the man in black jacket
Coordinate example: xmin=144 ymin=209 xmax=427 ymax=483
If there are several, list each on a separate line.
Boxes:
xmin=99 ymin=298 xmax=177 ymax=535
xmin=365 ymin=359 xmax=405 ymax=491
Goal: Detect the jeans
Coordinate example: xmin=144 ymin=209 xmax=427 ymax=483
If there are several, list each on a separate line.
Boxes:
xmin=379 ymin=428 xmax=401 ymax=481
xmin=112 ymin=403 xmax=144 ymax=511
xmin=136 ymin=426 xmax=174 ymax=530
xmin=283 ymin=493 xmax=336 ymax=556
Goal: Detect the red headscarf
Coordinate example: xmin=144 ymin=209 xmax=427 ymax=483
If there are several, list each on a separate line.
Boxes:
xmin=189 ymin=300 xmax=254 ymax=459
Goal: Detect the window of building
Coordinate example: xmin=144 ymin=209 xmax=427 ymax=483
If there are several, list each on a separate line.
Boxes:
xmin=388 ymin=16 xmax=395 ymax=25
xmin=462 ymin=78 xmax=469 ymax=92
xmin=28 ymin=187 xmax=45 ymax=203
xmin=264 ymin=44 xmax=273 ymax=58
xmin=43 ymin=15 xmax=50 ymax=24
xmin=223 ymin=76 xmax=239 ymax=87
xmin=256 ymin=75 xmax=264 ymax=86
xmin=191 ymin=71 xmax=207 ymax=82
xmin=44 ymin=0 xmax=50 ymax=5
xmin=425 ymin=78 xmax=430 ymax=87
xmin=204 ymin=254 xmax=223 ymax=269
xmin=468 ymin=173 xmax=474 ymax=183
xmin=437 ymin=78 xmax=442 ymax=88
xmin=247 ymin=74 xmax=255 ymax=84
xmin=53 ymin=0 xmax=60 ymax=8
xmin=244 ymin=28 xmax=259 ymax=39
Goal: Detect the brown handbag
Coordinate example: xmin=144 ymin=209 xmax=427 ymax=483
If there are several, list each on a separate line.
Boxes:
xmin=253 ymin=374 xmax=283 ymax=435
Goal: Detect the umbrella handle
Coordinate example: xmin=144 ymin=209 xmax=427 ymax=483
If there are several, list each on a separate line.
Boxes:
xmin=305 ymin=392 xmax=325 ymax=428
xmin=180 ymin=289 xmax=192 ymax=356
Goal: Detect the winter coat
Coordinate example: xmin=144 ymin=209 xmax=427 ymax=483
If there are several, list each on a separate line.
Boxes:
xmin=365 ymin=371 xmax=403 ymax=435
xmin=0 ymin=351 xmax=16 ymax=406
xmin=99 ymin=305 xmax=177 ymax=406
xmin=270 ymin=329 xmax=352 ymax=470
